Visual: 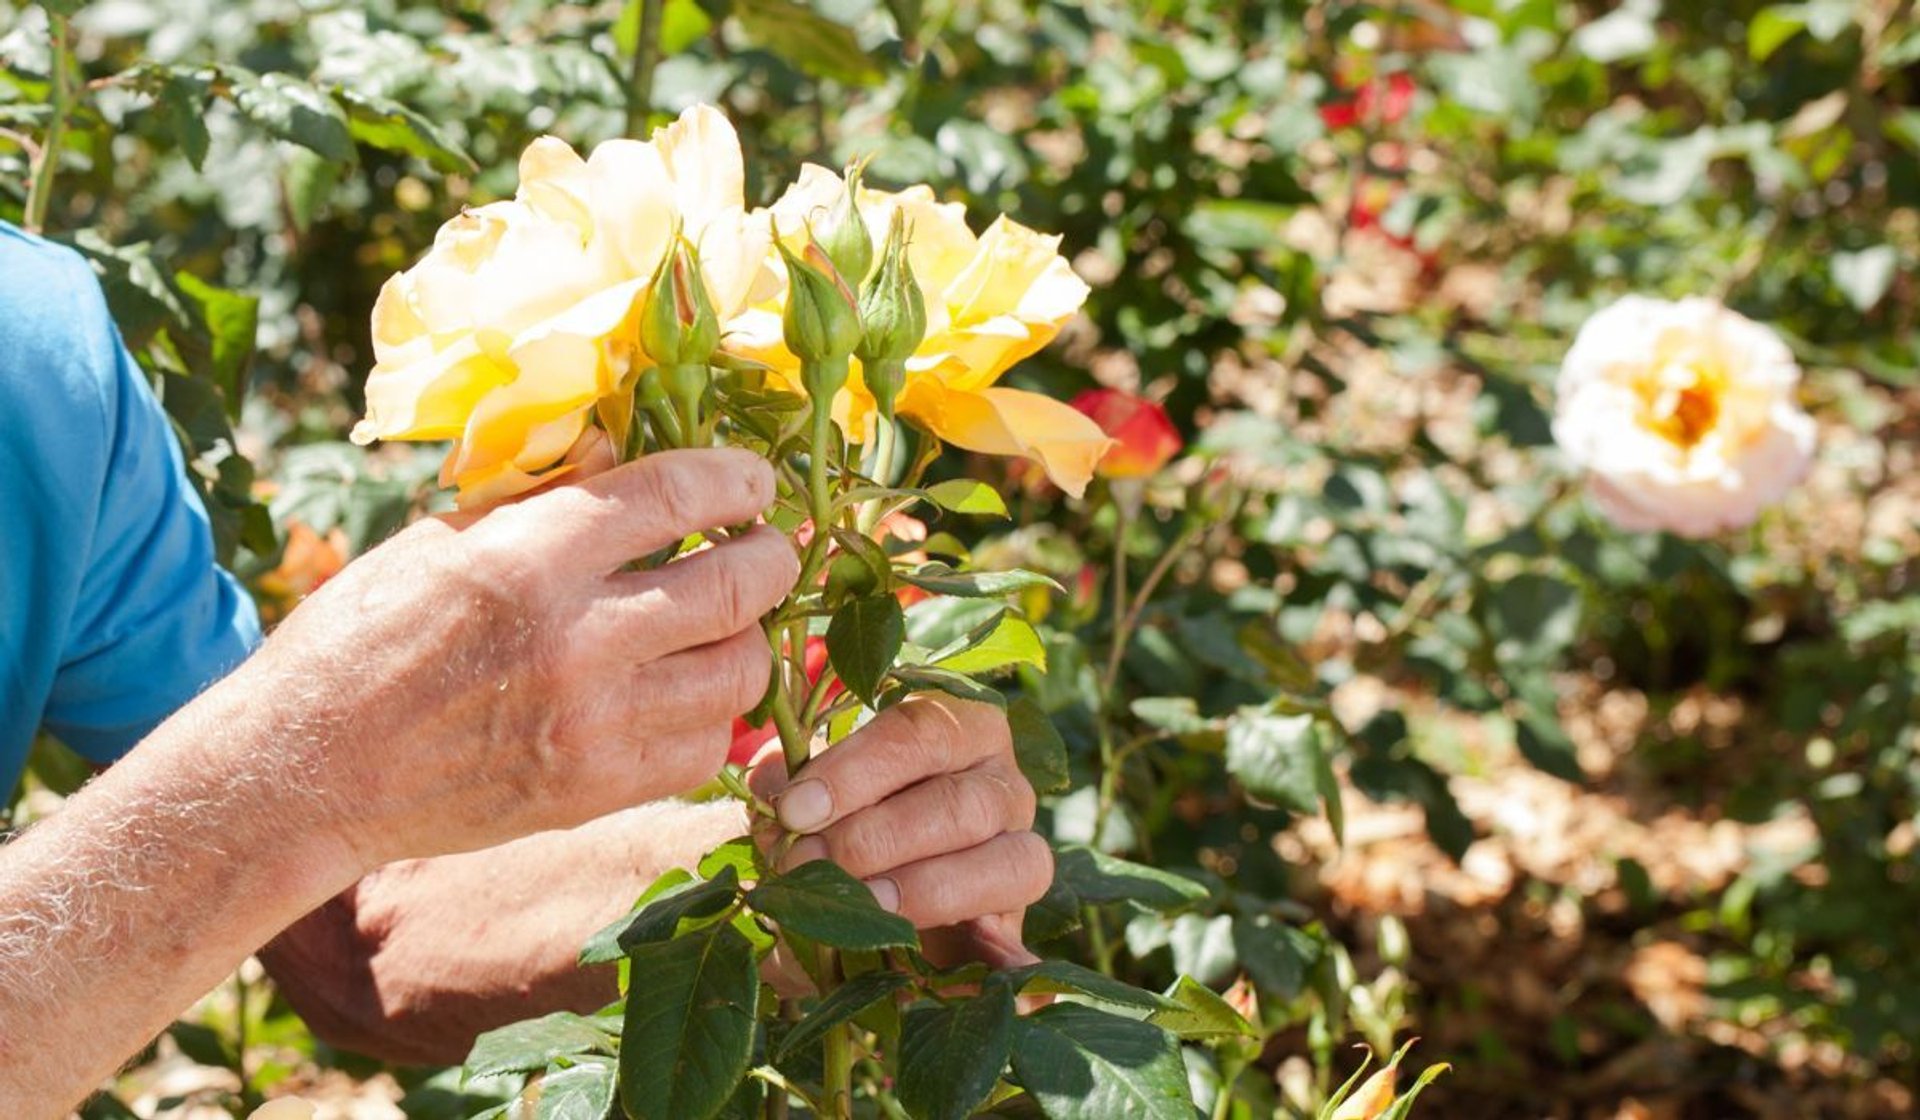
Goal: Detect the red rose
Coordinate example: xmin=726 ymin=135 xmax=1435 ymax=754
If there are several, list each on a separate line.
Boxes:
xmin=1070 ymin=389 xmax=1182 ymax=479
xmin=1320 ymin=72 xmax=1416 ymax=132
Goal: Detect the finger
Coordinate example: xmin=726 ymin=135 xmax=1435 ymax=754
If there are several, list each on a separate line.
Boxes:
xmin=590 ymin=525 xmax=798 ymax=657
xmin=772 ymin=695 xmax=1010 ymax=835
xmin=559 ymin=427 xmax=617 ymax=478
xmin=921 ymin=914 xmax=1043 ymax=974
xmin=607 ymin=627 xmax=774 ymax=734
xmin=863 ymin=831 xmax=1053 ymax=930
xmin=481 ymin=448 xmax=775 ymax=574
xmin=779 ymin=760 xmax=1035 ymax=878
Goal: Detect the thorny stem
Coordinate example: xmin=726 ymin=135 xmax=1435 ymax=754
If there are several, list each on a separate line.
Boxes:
xmin=24 ymin=13 xmax=71 ymax=235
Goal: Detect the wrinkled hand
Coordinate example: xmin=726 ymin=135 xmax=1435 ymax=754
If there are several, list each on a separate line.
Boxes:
xmin=748 ymin=694 xmax=1053 ymax=972
xmin=256 ymin=439 xmax=797 ymax=872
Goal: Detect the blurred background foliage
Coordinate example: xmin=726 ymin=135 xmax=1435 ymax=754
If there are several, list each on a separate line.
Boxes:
xmin=5 ymin=0 xmax=1919 ymax=1116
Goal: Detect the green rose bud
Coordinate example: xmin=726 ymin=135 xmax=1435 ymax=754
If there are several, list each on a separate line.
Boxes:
xmin=816 ymin=164 xmax=874 ymax=292
xmin=778 ymin=236 xmax=863 ymax=379
xmin=856 ymin=208 xmax=927 ymax=420
xmin=638 ymin=236 xmax=721 ymax=368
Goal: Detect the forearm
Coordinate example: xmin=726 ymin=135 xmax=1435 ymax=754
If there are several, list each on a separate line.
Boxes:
xmin=263 ymin=797 xmax=749 ymax=1065
xmin=0 ymin=677 xmax=362 ymax=1117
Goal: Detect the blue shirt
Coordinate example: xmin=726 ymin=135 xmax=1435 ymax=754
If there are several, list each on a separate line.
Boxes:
xmin=1 ymin=222 xmax=260 ymax=793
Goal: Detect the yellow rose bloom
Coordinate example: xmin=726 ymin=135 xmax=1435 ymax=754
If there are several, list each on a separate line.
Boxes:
xmin=353 ymin=105 xmax=765 ymax=507
xmin=724 ymin=165 xmax=1112 ymax=497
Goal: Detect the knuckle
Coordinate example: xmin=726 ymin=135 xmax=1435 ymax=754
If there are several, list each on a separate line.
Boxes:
xmin=935 ymin=773 xmax=998 ymax=838
xmin=719 ymin=638 xmax=772 ymax=713
xmin=705 ymin=555 xmax=754 ymax=633
xmin=638 ymin=455 xmax=702 ymax=532
xmin=895 ymin=698 xmax=961 ymax=771
xmin=829 ymin=815 xmax=895 ymax=875
xmin=1006 ymin=832 xmax=1055 ymax=903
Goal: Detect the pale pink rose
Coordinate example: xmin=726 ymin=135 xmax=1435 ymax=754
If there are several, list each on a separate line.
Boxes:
xmin=1552 ymin=296 xmax=1815 ymax=538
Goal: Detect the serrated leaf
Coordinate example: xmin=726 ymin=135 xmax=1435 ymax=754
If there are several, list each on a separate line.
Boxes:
xmin=534 ymin=1057 xmax=618 ymax=1120
xmin=614 ymin=867 xmax=742 ymax=953
xmin=1230 ymin=914 xmax=1321 ymax=1000
xmin=924 ymin=478 xmax=1009 ymax=517
xmin=465 ymin=1012 xmax=615 ymax=1080
xmin=774 ymin=970 xmax=913 ymax=1061
xmin=827 ymin=594 xmax=904 ymax=707
xmin=229 ymin=71 xmax=353 ymax=162
xmin=746 ymin=860 xmax=918 ymax=951
xmin=1225 ymin=709 xmax=1322 ymax=813
xmin=1008 ymin=696 xmax=1070 ymax=793
xmin=935 ymin=613 xmax=1046 ymax=675
xmin=899 ymin=563 xmax=1063 ymax=599
xmin=1009 ymin=1004 xmax=1193 ymax=1120
xmin=1052 ymin=846 xmax=1207 ymax=911
xmin=334 ymin=87 xmax=476 ymax=173
xmin=618 ymin=924 xmax=760 ymax=1120
xmin=888 ymin=665 xmax=1007 ymax=707
xmin=1003 ymin=958 xmax=1173 ymax=1012
xmin=897 ymin=983 xmax=1017 ymax=1120
xmin=1149 ymin=976 xmax=1257 ymax=1041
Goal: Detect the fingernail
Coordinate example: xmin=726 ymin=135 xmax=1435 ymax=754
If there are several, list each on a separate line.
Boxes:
xmin=777 ymin=779 xmax=833 ymax=832
xmin=865 ymin=877 xmax=901 ymax=913
xmin=783 ymin=836 xmax=828 ymax=870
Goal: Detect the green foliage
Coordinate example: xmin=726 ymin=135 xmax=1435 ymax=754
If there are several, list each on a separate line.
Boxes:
xmin=17 ymin=0 xmax=1915 ymax=1113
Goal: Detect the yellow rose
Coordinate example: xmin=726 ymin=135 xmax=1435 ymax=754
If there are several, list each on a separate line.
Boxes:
xmin=725 ymin=166 xmax=1112 ymax=496
xmin=353 ymin=105 xmax=765 ymax=507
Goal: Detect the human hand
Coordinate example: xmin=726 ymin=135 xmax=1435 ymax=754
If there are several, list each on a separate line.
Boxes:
xmin=253 ymin=439 xmax=797 ymax=872
xmin=748 ymin=694 xmax=1052 ymax=972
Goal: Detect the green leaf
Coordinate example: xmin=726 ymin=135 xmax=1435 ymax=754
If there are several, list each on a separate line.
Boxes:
xmin=465 ymin=1012 xmax=615 ymax=1080
xmin=732 ymin=0 xmax=885 ymax=85
xmin=1053 ymin=846 xmax=1208 ymax=911
xmin=1379 ymin=1060 xmax=1451 ymax=1119
xmin=1225 ymin=710 xmax=1322 ymax=814
xmin=923 ymin=478 xmax=1009 ymax=518
xmin=1230 ymin=915 xmax=1321 ymax=1000
xmin=773 ymin=970 xmax=914 ymax=1061
xmin=1483 ymin=572 xmax=1581 ymax=664
xmin=535 ymin=1057 xmax=618 ymax=1120
xmin=1512 ymin=675 xmax=1584 ymax=784
xmin=334 ymin=87 xmax=477 ymax=173
xmin=698 ymin=837 xmax=765 ymax=883
xmin=1007 ymin=696 xmax=1070 ymax=794
xmin=888 ymin=665 xmax=1007 ymax=707
xmin=229 ymin=71 xmax=354 ymax=162
xmin=899 ymin=563 xmax=1063 ymax=599
xmin=618 ymin=924 xmax=760 ymax=1120
xmin=582 ymin=868 xmax=694 ymax=965
xmin=745 ymin=860 xmax=918 ymax=951
xmin=1749 ymin=7 xmax=1806 ymax=60
xmin=934 ymin=613 xmax=1046 ymax=675
xmin=172 ymin=272 xmax=257 ymax=418
xmin=827 ymin=594 xmax=905 ymax=707
xmin=617 ymin=866 xmax=742 ymax=952
xmin=1003 ymin=959 xmax=1173 ymax=1012
xmin=1149 ymin=976 xmax=1257 ymax=1042
xmin=1833 ymin=245 xmax=1897 ymax=312
xmin=897 ymin=983 xmax=1017 ymax=1120
xmin=282 ymin=146 xmax=343 ymax=235
xmin=1129 ymin=697 xmax=1220 ymax=737
xmin=1009 ymin=1004 xmax=1193 ymax=1120
xmin=150 ymin=69 xmax=212 ymax=169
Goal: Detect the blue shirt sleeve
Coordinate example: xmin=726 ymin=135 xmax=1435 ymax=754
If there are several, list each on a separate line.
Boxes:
xmin=0 ymin=223 xmax=261 ymax=770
